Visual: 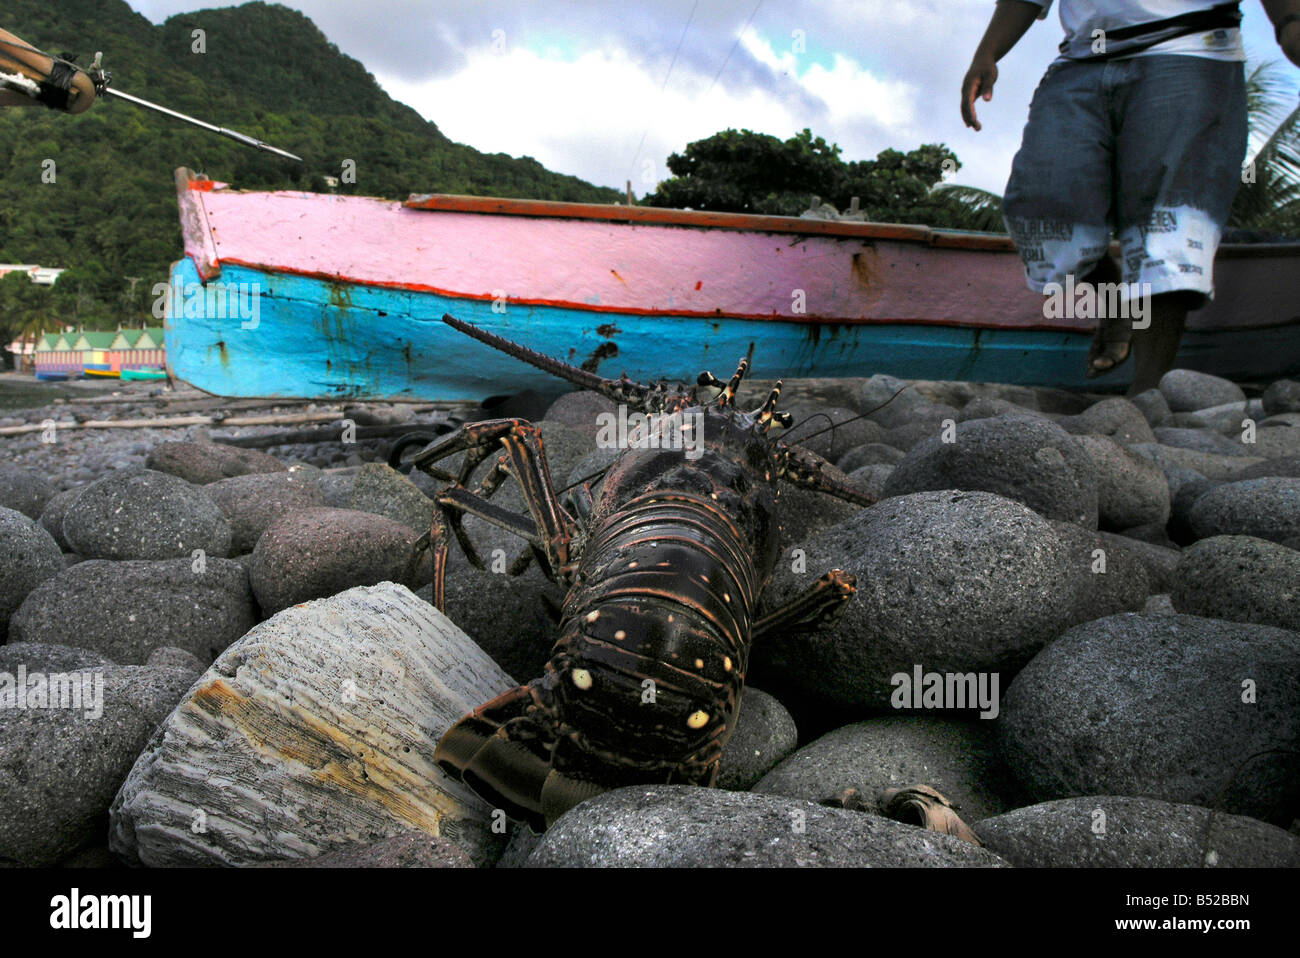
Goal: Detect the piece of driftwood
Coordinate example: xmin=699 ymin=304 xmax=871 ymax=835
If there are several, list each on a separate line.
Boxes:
xmin=212 ymin=421 xmax=450 ymax=449
xmin=0 ymin=410 xmax=345 ymax=436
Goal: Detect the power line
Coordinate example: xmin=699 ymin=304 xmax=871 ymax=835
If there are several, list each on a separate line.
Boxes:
xmin=707 ymin=0 xmax=764 ymax=96
xmin=628 ymin=0 xmax=700 ymax=184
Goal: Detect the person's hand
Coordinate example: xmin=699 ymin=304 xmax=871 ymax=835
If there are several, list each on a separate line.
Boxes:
xmin=962 ymin=55 xmax=998 ymax=131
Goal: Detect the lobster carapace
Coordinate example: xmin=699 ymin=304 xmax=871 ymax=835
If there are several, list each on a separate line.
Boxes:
xmin=410 ymin=315 xmax=873 ymax=831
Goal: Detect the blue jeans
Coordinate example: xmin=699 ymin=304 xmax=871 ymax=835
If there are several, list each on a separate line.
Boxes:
xmin=1002 ymin=55 xmax=1248 ymax=300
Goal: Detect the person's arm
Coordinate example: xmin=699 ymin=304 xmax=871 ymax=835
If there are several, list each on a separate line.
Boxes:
xmin=0 ymin=26 xmax=96 ymax=112
xmin=962 ymin=1 xmax=1046 ymax=131
xmin=1261 ymin=0 xmax=1300 ymax=67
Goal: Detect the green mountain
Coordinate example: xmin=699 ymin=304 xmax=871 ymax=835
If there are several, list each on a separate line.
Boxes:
xmin=0 ymin=0 xmax=620 ymax=333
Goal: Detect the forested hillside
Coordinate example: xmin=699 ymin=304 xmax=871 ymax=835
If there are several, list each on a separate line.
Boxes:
xmin=0 ymin=0 xmax=619 ymax=334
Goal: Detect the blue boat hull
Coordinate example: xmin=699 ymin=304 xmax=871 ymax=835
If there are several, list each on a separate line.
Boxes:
xmin=165 ymin=259 xmax=1300 ymax=401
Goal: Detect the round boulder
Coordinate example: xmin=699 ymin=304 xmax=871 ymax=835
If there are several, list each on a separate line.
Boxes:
xmin=1158 ymin=369 xmax=1246 ymax=412
xmin=0 ymin=464 xmax=55 ymax=519
xmin=1188 ymin=477 xmax=1300 ymax=544
xmin=9 ymin=557 xmax=257 ymax=664
xmin=526 ymin=785 xmax=1008 ymax=867
xmin=973 ymin=796 xmax=1300 ymax=867
xmin=1074 ymin=433 xmax=1170 ymax=530
xmin=883 ymin=415 xmax=1099 ymax=527
xmin=752 ymin=491 xmax=1078 ymax=712
xmin=999 ymin=613 xmax=1300 ymax=827
xmin=145 ymin=440 xmax=286 ymax=484
xmin=62 ymin=469 xmax=232 ymax=560
xmin=207 ymin=470 xmax=327 ymax=554
xmin=753 ymin=718 xmax=1018 ymax=823
xmin=1171 ymin=535 xmax=1300 ymax=630
xmin=0 ymin=507 xmax=65 ymax=637
xmin=248 ymin=507 xmax=426 ymax=615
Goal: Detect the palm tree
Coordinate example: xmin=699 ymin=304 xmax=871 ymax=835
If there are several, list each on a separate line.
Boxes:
xmin=1230 ymin=61 xmax=1300 ymax=233
xmin=933 ymin=60 xmax=1300 ymax=237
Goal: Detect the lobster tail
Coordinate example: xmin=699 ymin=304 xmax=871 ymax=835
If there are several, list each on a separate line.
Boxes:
xmin=434 ymin=680 xmax=613 ymax=832
xmin=442 ymin=314 xmax=659 ymax=411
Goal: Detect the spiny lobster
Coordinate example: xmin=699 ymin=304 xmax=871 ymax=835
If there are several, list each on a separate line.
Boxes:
xmin=406 ymin=314 xmax=877 ymax=832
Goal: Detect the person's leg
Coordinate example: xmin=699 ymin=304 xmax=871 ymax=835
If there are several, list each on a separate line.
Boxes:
xmin=1112 ymin=55 xmax=1248 ymax=390
xmin=1082 ymin=255 xmax=1132 ymax=376
xmin=1127 ymin=290 xmax=1202 ymax=395
xmin=1003 ymin=59 xmax=1117 ymax=362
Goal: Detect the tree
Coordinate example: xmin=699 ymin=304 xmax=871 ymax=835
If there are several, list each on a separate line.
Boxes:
xmin=644 ymin=128 xmax=989 ymax=228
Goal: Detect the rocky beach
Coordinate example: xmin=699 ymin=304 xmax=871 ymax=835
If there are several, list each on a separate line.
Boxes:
xmin=1 ymin=368 xmax=1298 ymax=868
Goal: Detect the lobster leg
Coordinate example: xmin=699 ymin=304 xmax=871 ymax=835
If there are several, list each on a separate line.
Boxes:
xmin=775 ymin=444 xmax=879 ymax=507
xmin=753 ymin=569 xmax=857 ymax=641
xmin=410 ymin=418 xmax=581 ymax=610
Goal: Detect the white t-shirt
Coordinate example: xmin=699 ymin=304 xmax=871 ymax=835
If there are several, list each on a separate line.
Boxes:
xmin=1022 ymin=0 xmax=1246 ymax=61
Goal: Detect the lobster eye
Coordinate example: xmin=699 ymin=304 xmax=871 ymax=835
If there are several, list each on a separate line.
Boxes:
xmin=687 ymin=710 xmax=709 ymax=729
xmin=571 ymin=668 xmax=593 ymax=691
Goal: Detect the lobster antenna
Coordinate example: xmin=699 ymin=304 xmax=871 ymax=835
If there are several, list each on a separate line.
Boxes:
xmin=443 ymin=314 xmax=655 ymax=409
xmin=784 ymin=385 xmax=911 ymax=445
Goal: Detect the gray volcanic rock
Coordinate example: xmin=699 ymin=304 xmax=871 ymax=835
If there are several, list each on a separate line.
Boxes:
xmin=957 ymin=397 xmax=1046 ymax=423
xmin=37 ymin=486 xmax=83 ymax=551
xmin=1050 ymin=522 xmax=1153 ymax=623
xmin=0 ymin=642 xmax=113 ymax=672
xmin=882 ymin=419 xmax=946 ymax=452
xmin=1263 ymin=378 xmax=1300 ymax=416
xmin=145 ymin=440 xmax=286 ymax=484
xmin=0 ymin=654 xmax=199 ymax=866
xmin=836 ymin=442 xmax=905 ymax=472
xmin=753 ymin=718 xmax=1018 ymax=823
xmin=1153 ymin=427 xmax=1254 ymax=458
xmin=883 ymin=415 xmax=1099 ymax=527
xmin=0 ymin=508 xmax=64 ymax=636
xmin=999 ymin=613 xmax=1300 ymax=826
xmin=347 ymin=463 xmax=432 ymax=535
xmin=773 ymin=477 xmax=866 ymax=547
xmin=0 ymin=464 xmax=55 ymax=519
xmin=717 ymin=687 xmax=799 ymax=791
xmin=973 ymin=796 xmax=1300 ymax=867
xmin=755 ymin=491 xmax=1077 ymax=711
xmin=543 ymin=389 xmax=618 ymax=437
xmin=248 ymin=507 xmax=426 ymax=616
xmin=860 ymin=374 xmax=943 ymax=429
xmin=62 ymin=469 xmax=232 ymax=560
xmin=1252 ymin=421 xmax=1300 ymax=459
xmin=1188 ymin=477 xmax=1300 ymax=544
xmin=1171 ymin=536 xmax=1300 ymax=630
xmin=108 ymin=584 xmax=514 ymax=867
xmin=1166 ymin=467 xmax=1218 ymax=545
xmin=1236 ymin=456 xmax=1300 ymax=480
xmin=1098 ymin=531 xmax=1179 ymax=594
xmin=424 ymin=561 xmax=563 ymax=684
xmin=1159 ymin=369 xmax=1246 ymax=412
xmin=1074 ymin=433 xmax=1169 ymax=530
xmin=1128 ymin=388 xmax=1171 ymax=427
xmin=526 ymin=785 xmax=1009 ymax=867
xmin=1129 ymin=443 xmax=1265 ymax=481
xmin=9 ymin=558 xmax=257 ymax=664
xmin=207 ymin=470 xmax=326 ymax=553
xmin=785 ymin=405 xmax=887 ymax=461
xmin=844 ymin=464 xmax=894 ymax=501
xmin=319 ymin=469 xmax=357 ymax=508
xmin=1056 ymin=397 xmax=1157 ymax=444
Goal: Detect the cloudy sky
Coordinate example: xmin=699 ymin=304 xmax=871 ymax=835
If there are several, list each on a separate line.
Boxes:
xmin=124 ymin=0 xmax=1294 ymax=196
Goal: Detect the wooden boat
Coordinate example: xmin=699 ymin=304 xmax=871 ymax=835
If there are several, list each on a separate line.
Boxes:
xmin=165 ymin=167 xmax=1300 ymax=401
xmin=120 ymin=367 xmax=167 ymax=381
xmin=83 ymin=364 xmax=119 ymax=379
xmin=34 ymin=371 xmax=68 ymax=382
